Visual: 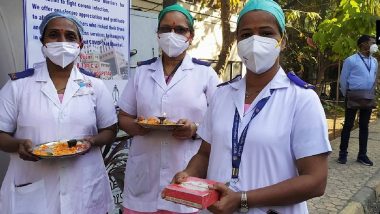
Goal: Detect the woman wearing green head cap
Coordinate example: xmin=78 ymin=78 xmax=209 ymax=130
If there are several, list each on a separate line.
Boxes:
xmin=172 ymin=0 xmax=331 ymax=213
xmin=118 ymin=3 xmax=220 ymax=214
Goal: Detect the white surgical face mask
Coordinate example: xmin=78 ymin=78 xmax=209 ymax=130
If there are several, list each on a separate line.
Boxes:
xmin=42 ymin=42 xmax=81 ymax=68
xmin=157 ymin=32 xmax=190 ymax=57
xmin=370 ymin=44 xmax=378 ymax=54
xmin=237 ymin=35 xmax=281 ymax=74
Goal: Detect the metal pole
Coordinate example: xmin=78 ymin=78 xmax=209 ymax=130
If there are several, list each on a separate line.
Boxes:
xmin=333 ymin=61 xmax=341 ymax=138
xmin=230 ymin=62 xmax=233 ymax=80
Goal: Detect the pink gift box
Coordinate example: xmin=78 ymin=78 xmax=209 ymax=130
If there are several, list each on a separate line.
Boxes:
xmin=162 ymin=177 xmax=219 ymax=209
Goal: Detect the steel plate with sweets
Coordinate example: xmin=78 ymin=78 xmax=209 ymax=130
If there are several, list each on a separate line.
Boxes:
xmin=32 ymin=139 xmax=91 ymax=158
xmin=136 ymin=116 xmax=184 ymax=131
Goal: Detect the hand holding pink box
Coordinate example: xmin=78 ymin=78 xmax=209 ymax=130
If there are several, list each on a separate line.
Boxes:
xmin=162 ymin=177 xmax=220 ymax=209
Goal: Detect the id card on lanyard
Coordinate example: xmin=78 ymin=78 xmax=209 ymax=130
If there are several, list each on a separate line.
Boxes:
xmin=229 ymin=90 xmax=273 ymax=191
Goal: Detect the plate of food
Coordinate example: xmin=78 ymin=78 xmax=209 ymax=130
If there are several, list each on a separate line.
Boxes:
xmin=32 ymin=139 xmax=91 ymax=158
xmin=136 ymin=116 xmax=184 ymax=130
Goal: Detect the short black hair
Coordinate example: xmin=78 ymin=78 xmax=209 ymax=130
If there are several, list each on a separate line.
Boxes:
xmin=357 ymin=35 xmax=372 ymax=46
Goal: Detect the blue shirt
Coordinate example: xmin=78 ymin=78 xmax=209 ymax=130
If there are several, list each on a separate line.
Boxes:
xmin=339 ymin=53 xmax=378 ymax=96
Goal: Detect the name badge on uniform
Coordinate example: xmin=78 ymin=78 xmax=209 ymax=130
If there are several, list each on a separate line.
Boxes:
xmin=73 ymin=79 xmax=94 ymax=96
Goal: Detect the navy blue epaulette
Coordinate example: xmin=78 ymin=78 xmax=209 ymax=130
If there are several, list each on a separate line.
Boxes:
xmin=79 ymin=67 xmax=97 ymax=78
xmin=8 ymin=68 xmax=34 ymax=80
xmin=137 ymin=57 xmax=157 ymax=66
xmin=217 ymin=75 xmax=242 ymax=87
xmin=192 ymin=58 xmax=211 ymax=66
xmin=286 ymin=71 xmax=315 ymax=89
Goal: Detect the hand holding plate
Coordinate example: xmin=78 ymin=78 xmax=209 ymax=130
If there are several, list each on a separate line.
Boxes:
xmin=172 ymin=119 xmax=196 ymax=140
xmin=18 ymin=139 xmax=40 ymax=161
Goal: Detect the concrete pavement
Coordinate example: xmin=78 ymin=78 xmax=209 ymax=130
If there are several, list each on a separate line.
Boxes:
xmin=308 ymin=119 xmax=380 ymax=214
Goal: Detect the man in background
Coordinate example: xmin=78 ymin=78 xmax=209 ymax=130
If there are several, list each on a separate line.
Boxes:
xmin=338 ymin=35 xmax=378 ymax=166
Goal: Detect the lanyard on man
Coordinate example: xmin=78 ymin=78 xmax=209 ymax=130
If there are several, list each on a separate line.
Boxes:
xmin=358 ymin=53 xmax=371 ymax=72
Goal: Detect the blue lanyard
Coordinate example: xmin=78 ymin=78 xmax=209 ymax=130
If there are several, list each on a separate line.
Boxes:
xmin=358 ymin=53 xmax=371 ymax=72
xmin=231 ymin=91 xmax=273 ymax=181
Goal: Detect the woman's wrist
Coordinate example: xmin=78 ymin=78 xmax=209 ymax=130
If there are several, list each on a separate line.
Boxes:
xmin=238 ymin=191 xmax=249 ymax=213
xmin=15 ymin=138 xmax=29 ymax=153
xmin=85 ymin=135 xmax=98 ymax=146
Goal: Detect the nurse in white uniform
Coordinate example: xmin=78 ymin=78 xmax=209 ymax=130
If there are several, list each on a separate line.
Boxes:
xmin=118 ymin=4 xmax=220 ymax=214
xmin=173 ymin=0 xmax=332 ymax=213
xmin=0 ymin=12 xmax=117 ymax=214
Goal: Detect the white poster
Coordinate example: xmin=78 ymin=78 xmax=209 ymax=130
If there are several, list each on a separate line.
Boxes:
xmin=24 ymin=0 xmax=130 ymax=103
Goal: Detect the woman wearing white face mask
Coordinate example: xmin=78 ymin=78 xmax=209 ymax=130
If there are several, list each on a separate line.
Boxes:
xmin=118 ymin=4 xmax=220 ymax=214
xmin=172 ymin=1 xmax=331 ymax=213
xmin=0 ymin=12 xmax=117 ymax=213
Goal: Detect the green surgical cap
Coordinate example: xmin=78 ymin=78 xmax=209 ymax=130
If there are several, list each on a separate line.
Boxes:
xmin=238 ymin=0 xmax=285 ymax=33
xmin=158 ymin=4 xmax=194 ymax=27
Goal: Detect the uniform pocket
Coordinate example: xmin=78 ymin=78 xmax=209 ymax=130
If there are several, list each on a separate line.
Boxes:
xmin=82 ymin=165 xmax=109 ymax=209
xmin=13 ymin=179 xmax=48 ymax=214
xmin=125 ymin=154 xmax=150 ymax=197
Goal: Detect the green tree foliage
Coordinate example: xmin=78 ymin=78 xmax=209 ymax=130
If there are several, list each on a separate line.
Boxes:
xmin=281 ymin=8 xmax=322 ymax=77
xmin=313 ymin=0 xmax=380 ymax=61
xmin=273 ymin=0 xmax=333 ymax=85
xmin=193 ymin=0 xmax=243 ymax=75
